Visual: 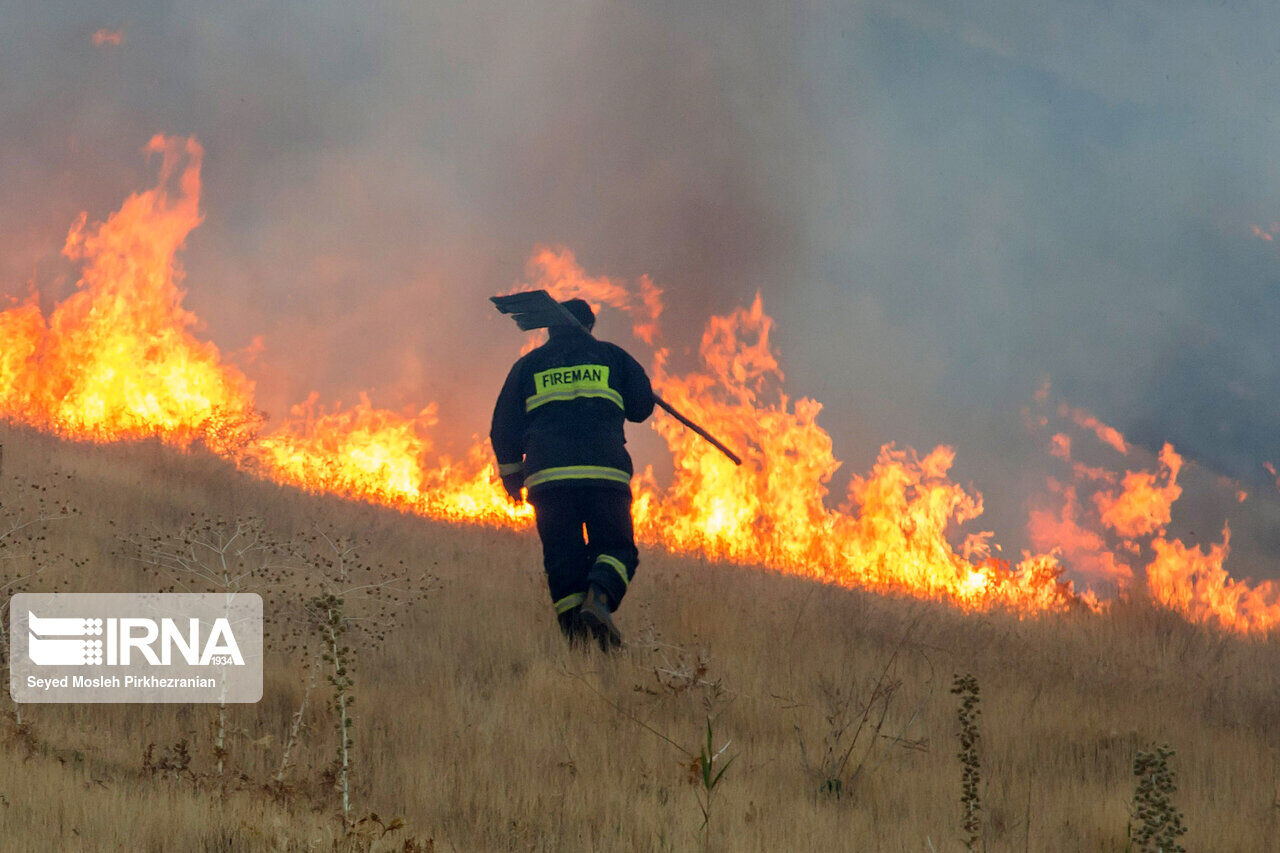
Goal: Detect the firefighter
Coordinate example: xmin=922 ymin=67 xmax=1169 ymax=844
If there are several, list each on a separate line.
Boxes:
xmin=490 ymin=298 xmax=654 ymax=649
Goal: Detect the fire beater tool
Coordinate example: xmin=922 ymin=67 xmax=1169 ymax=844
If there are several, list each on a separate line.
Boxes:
xmin=490 ymin=289 xmax=743 ymax=466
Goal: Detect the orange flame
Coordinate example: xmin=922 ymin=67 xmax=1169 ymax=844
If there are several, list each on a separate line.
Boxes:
xmin=0 ymin=137 xmax=259 ymax=454
xmin=1094 ymin=443 xmax=1182 ymax=539
xmin=1145 ymin=528 xmax=1280 ymax=633
xmin=1027 ymin=389 xmax=1280 ymax=634
xmin=1058 ymin=402 xmax=1129 ymax=455
xmin=1028 ymin=479 xmax=1134 ymax=587
xmin=249 ymin=393 xmax=439 ymax=508
xmin=2 ymin=136 xmax=1276 ymax=634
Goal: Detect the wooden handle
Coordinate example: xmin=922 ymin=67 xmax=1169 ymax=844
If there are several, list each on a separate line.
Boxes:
xmin=653 ymin=396 xmax=743 ymax=466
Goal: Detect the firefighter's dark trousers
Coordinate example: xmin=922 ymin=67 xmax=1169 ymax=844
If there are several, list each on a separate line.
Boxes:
xmin=530 ymin=485 xmax=638 ymax=616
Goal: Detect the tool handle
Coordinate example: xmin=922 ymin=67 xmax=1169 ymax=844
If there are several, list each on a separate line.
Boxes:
xmin=653 ymin=396 xmax=743 ymax=466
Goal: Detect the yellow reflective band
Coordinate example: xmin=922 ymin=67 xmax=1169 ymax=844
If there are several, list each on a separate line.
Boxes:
xmin=498 ymin=461 xmax=524 ymax=476
xmin=554 ymin=592 xmax=586 ymax=614
xmin=526 ymin=388 xmax=624 ymax=412
xmin=594 ymin=554 xmax=630 ymax=589
xmin=526 ymin=364 xmax=623 ymax=412
xmin=524 ymin=466 xmax=632 ymax=488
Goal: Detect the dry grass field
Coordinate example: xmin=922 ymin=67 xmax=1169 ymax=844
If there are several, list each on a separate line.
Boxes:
xmin=0 ymin=421 xmax=1277 ymax=851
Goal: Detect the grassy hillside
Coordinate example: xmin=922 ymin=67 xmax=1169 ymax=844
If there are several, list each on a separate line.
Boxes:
xmin=0 ymin=422 xmax=1276 ymax=851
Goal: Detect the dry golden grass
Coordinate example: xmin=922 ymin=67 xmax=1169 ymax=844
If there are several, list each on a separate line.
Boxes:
xmin=0 ymin=422 xmax=1277 ymax=851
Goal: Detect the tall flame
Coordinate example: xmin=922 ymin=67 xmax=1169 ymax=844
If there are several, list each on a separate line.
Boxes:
xmin=1 ymin=136 xmax=1276 ymax=634
xmin=0 ymin=137 xmax=258 ymax=454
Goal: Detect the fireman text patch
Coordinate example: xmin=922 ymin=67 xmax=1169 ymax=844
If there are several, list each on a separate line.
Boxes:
xmin=527 ymin=364 xmax=623 ymax=411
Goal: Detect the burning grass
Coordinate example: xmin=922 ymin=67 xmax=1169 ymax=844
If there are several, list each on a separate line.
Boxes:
xmin=0 ymin=424 xmax=1278 ymax=850
xmin=0 ymin=134 xmax=1276 ymax=637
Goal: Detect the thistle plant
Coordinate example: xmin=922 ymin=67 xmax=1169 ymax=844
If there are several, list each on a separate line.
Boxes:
xmin=282 ymin=526 xmax=432 ymax=831
xmin=315 ymin=591 xmax=356 ymax=821
xmin=951 ymin=673 xmax=983 ymax=851
xmin=123 ymin=514 xmax=288 ymax=778
xmin=1126 ymin=744 xmax=1187 ymax=853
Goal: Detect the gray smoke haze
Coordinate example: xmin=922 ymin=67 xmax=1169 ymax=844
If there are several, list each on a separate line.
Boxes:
xmin=1 ymin=2 xmax=1277 ymax=574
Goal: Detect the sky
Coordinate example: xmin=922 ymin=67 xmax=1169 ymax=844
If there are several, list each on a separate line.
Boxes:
xmin=1 ymin=1 xmax=1277 ymax=569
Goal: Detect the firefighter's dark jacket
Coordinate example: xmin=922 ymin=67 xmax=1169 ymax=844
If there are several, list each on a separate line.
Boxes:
xmin=490 ymin=329 xmax=654 ymax=497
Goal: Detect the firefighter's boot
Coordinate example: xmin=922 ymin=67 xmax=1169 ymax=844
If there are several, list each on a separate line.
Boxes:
xmin=577 ymin=584 xmax=622 ymax=651
xmin=557 ymin=609 xmax=589 ymax=647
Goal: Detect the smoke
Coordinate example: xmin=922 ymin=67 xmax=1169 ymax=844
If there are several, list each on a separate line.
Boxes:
xmin=1 ymin=2 xmax=1277 ymax=575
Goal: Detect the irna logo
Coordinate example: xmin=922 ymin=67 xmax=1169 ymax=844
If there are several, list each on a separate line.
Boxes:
xmin=11 ymin=593 xmax=262 ymax=704
xmin=27 ymin=611 xmax=245 ymax=667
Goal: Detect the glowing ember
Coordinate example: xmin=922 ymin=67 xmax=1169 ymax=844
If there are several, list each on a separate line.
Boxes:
xmin=1250 ymin=223 xmax=1279 ymax=243
xmin=91 ymin=29 xmax=124 ymax=48
xmin=1 ymin=135 xmax=1276 ymax=635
